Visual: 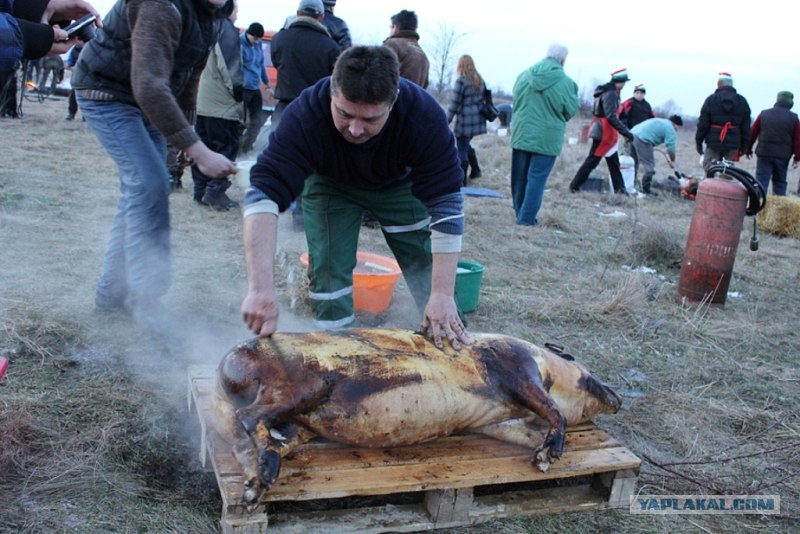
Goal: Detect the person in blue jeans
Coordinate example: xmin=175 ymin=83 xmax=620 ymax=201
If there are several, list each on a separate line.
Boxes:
xmin=510 ymin=44 xmax=579 ymax=226
xmin=72 ymin=0 xmax=237 ymax=318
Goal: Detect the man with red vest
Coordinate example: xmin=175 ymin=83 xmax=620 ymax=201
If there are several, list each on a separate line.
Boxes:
xmin=695 ymin=72 xmax=751 ymax=172
xmin=746 ymin=91 xmax=800 ymax=196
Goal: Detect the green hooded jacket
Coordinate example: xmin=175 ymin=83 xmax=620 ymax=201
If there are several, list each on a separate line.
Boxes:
xmin=510 ymin=57 xmax=579 ymax=156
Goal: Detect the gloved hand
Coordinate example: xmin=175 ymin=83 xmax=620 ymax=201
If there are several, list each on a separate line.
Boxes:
xmin=696 ymin=144 xmax=704 ymax=155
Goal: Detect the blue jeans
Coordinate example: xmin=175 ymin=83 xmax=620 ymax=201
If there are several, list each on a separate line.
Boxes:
xmin=455 ymin=136 xmax=473 ymax=166
xmin=511 ymin=149 xmax=556 ymax=226
xmin=755 ymin=156 xmax=789 ymax=196
xmin=78 ymin=96 xmax=172 ymax=307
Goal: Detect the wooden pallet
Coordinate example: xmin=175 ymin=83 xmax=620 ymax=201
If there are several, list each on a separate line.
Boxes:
xmin=188 ymin=365 xmax=640 ymax=533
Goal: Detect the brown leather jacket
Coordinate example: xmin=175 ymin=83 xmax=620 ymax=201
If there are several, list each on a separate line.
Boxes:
xmin=383 ymin=30 xmax=429 ymax=89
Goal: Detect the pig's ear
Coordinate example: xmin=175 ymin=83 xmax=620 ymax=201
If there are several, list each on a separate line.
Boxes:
xmin=544 ymin=343 xmax=575 ymax=361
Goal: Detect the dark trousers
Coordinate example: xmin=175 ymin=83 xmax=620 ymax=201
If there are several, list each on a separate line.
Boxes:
xmin=0 ymin=69 xmax=18 ymax=118
xmin=240 ymin=88 xmax=265 ymax=154
xmin=570 ymin=139 xmax=626 ymax=193
xmin=755 ymin=156 xmax=789 ymax=196
xmin=68 ymin=89 xmax=78 ymax=117
xmin=191 ymin=115 xmax=241 ymax=200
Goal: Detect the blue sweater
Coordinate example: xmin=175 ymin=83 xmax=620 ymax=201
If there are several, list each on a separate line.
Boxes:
xmin=240 ymin=32 xmax=268 ymax=89
xmin=631 ymin=118 xmax=678 ymax=154
xmin=246 ymin=77 xmax=464 ymax=236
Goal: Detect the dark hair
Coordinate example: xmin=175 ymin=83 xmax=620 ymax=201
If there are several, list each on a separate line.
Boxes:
xmin=669 ymin=114 xmax=683 ymax=126
xmin=391 ymin=10 xmax=418 ymax=31
xmin=246 ymin=22 xmax=265 ymax=38
xmin=331 ymin=46 xmax=400 ymax=105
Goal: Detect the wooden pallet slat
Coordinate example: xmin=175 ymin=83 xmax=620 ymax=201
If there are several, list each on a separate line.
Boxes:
xmin=187 ymin=365 xmax=641 ymax=533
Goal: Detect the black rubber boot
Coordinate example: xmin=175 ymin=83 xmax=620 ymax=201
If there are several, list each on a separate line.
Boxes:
xmin=169 ymin=173 xmax=183 ymax=193
xmin=642 ymin=174 xmax=658 ymax=196
xmin=467 ymin=147 xmax=481 ymax=178
xmin=201 ymin=180 xmax=239 ymax=211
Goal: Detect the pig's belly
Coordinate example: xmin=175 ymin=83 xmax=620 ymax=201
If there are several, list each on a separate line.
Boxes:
xmin=296 ymin=383 xmax=524 ymax=447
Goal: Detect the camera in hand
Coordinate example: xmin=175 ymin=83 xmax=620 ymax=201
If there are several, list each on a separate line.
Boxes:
xmin=63 ymin=14 xmax=97 ymax=42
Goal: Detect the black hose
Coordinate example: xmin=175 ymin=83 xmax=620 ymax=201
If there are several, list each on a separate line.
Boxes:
xmin=705 ymin=161 xmax=766 ymax=216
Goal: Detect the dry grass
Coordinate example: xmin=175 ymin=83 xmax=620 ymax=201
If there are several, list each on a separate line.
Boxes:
xmin=1 ymin=99 xmax=799 ymax=532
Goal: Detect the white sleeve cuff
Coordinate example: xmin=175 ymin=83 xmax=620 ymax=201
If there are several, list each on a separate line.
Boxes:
xmin=243 ymin=199 xmax=280 ymax=218
xmin=430 ymin=229 xmax=462 ymax=254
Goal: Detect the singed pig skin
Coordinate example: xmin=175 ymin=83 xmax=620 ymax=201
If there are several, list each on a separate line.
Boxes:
xmin=212 ymin=329 xmax=621 ymax=505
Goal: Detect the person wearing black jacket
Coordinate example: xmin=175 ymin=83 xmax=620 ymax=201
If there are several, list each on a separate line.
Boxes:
xmin=746 ymin=91 xmax=800 ymax=196
xmin=270 ymin=0 xmax=340 ymax=229
xmin=569 ymin=68 xmax=633 ymax=194
xmin=270 ymin=0 xmax=339 ymax=128
xmin=321 ymin=0 xmax=350 ymax=52
xmin=696 ymin=72 xmax=751 ymax=171
xmin=619 ymin=84 xmax=654 ymax=129
xmin=618 ymin=83 xmax=654 ymax=185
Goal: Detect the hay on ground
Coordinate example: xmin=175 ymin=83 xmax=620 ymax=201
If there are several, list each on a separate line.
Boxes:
xmin=757 ymin=195 xmax=800 ymax=238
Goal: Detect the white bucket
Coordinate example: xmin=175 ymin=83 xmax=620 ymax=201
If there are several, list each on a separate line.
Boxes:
xmin=619 ymin=155 xmax=636 ymax=194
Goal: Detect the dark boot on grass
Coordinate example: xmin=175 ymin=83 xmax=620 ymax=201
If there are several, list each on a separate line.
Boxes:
xmin=467 ymin=147 xmax=482 ymax=179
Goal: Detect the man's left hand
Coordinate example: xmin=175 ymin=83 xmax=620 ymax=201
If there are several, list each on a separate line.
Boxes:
xmin=420 ymin=293 xmax=470 ymax=350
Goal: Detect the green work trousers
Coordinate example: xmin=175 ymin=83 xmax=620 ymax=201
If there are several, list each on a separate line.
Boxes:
xmin=301 ymin=174 xmax=433 ymax=328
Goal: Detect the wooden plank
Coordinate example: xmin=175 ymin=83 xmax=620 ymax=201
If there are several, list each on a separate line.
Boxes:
xmin=258 ymin=484 xmax=615 ymax=533
xmin=605 ymin=469 xmax=639 ymax=509
xmin=213 ymin=443 xmax=639 ymax=502
xmin=424 ymin=488 xmax=474 ymax=524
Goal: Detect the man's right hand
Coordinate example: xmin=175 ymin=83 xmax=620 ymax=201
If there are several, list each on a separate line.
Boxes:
xmin=241 ymin=290 xmax=279 ymax=337
xmin=185 ymin=140 xmax=237 ymax=178
xmin=696 ymin=145 xmax=704 ymax=156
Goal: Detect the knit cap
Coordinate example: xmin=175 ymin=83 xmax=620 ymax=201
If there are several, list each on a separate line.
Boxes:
xmin=718 ymin=72 xmax=733 ymax=83
xmin=634 ymin=84 xmax=646 ymax=93
xmin=611 ymin=68 xmax=630 ymax=82
xmin=298 ymin=0 xmax=324 ymax=16
xmin=777 ymin=91 xmax=794 ymax=108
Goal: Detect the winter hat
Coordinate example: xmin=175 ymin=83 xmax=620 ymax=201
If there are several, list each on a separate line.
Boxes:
xmin=611 ymin=68 xmax=630 ymax=82
xmin=668 ymin=115 xmax=683 ymax=127
xmin=718 ymin=72 xmax=733 ymax=83
xmin=298 ymin=0 xmax=324 ymax=15
xmin=633 ymin=84 xmax=646 ymax=93
xmin=246 ymin=22 xmax=265 ymax=38
xmin=322 ymin=0 xmax=336 ymax=5
xmin=777 ymin=91 xmax=794 ymax=108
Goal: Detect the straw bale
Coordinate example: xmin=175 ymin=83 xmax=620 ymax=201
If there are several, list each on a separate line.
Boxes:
xmin=756 ymin=195 xmax=800 ymax=239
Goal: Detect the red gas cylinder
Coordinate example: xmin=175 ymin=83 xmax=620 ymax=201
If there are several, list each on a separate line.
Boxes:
xmin=676 ymin=176 xmax=747 ymax=305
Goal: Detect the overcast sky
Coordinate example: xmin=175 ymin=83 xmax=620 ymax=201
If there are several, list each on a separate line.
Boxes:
xmin=90 ymin=0 xmax=798 ymax=117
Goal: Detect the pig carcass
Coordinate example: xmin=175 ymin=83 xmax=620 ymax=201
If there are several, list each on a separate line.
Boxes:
xmin=211 ymin=328 xmax=622 ymax=504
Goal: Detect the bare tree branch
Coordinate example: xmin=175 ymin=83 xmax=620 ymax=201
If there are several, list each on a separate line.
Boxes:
xmin=427 ymin=23 xmax=465 ymax=102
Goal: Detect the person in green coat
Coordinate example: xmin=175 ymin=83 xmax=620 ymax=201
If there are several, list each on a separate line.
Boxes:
xmin=510 ymin=44 xmax=579 ymax=226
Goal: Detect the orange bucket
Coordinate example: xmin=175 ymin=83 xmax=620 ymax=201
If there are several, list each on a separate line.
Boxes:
xmin=299 ymin=251 xmax=401 ymax=313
